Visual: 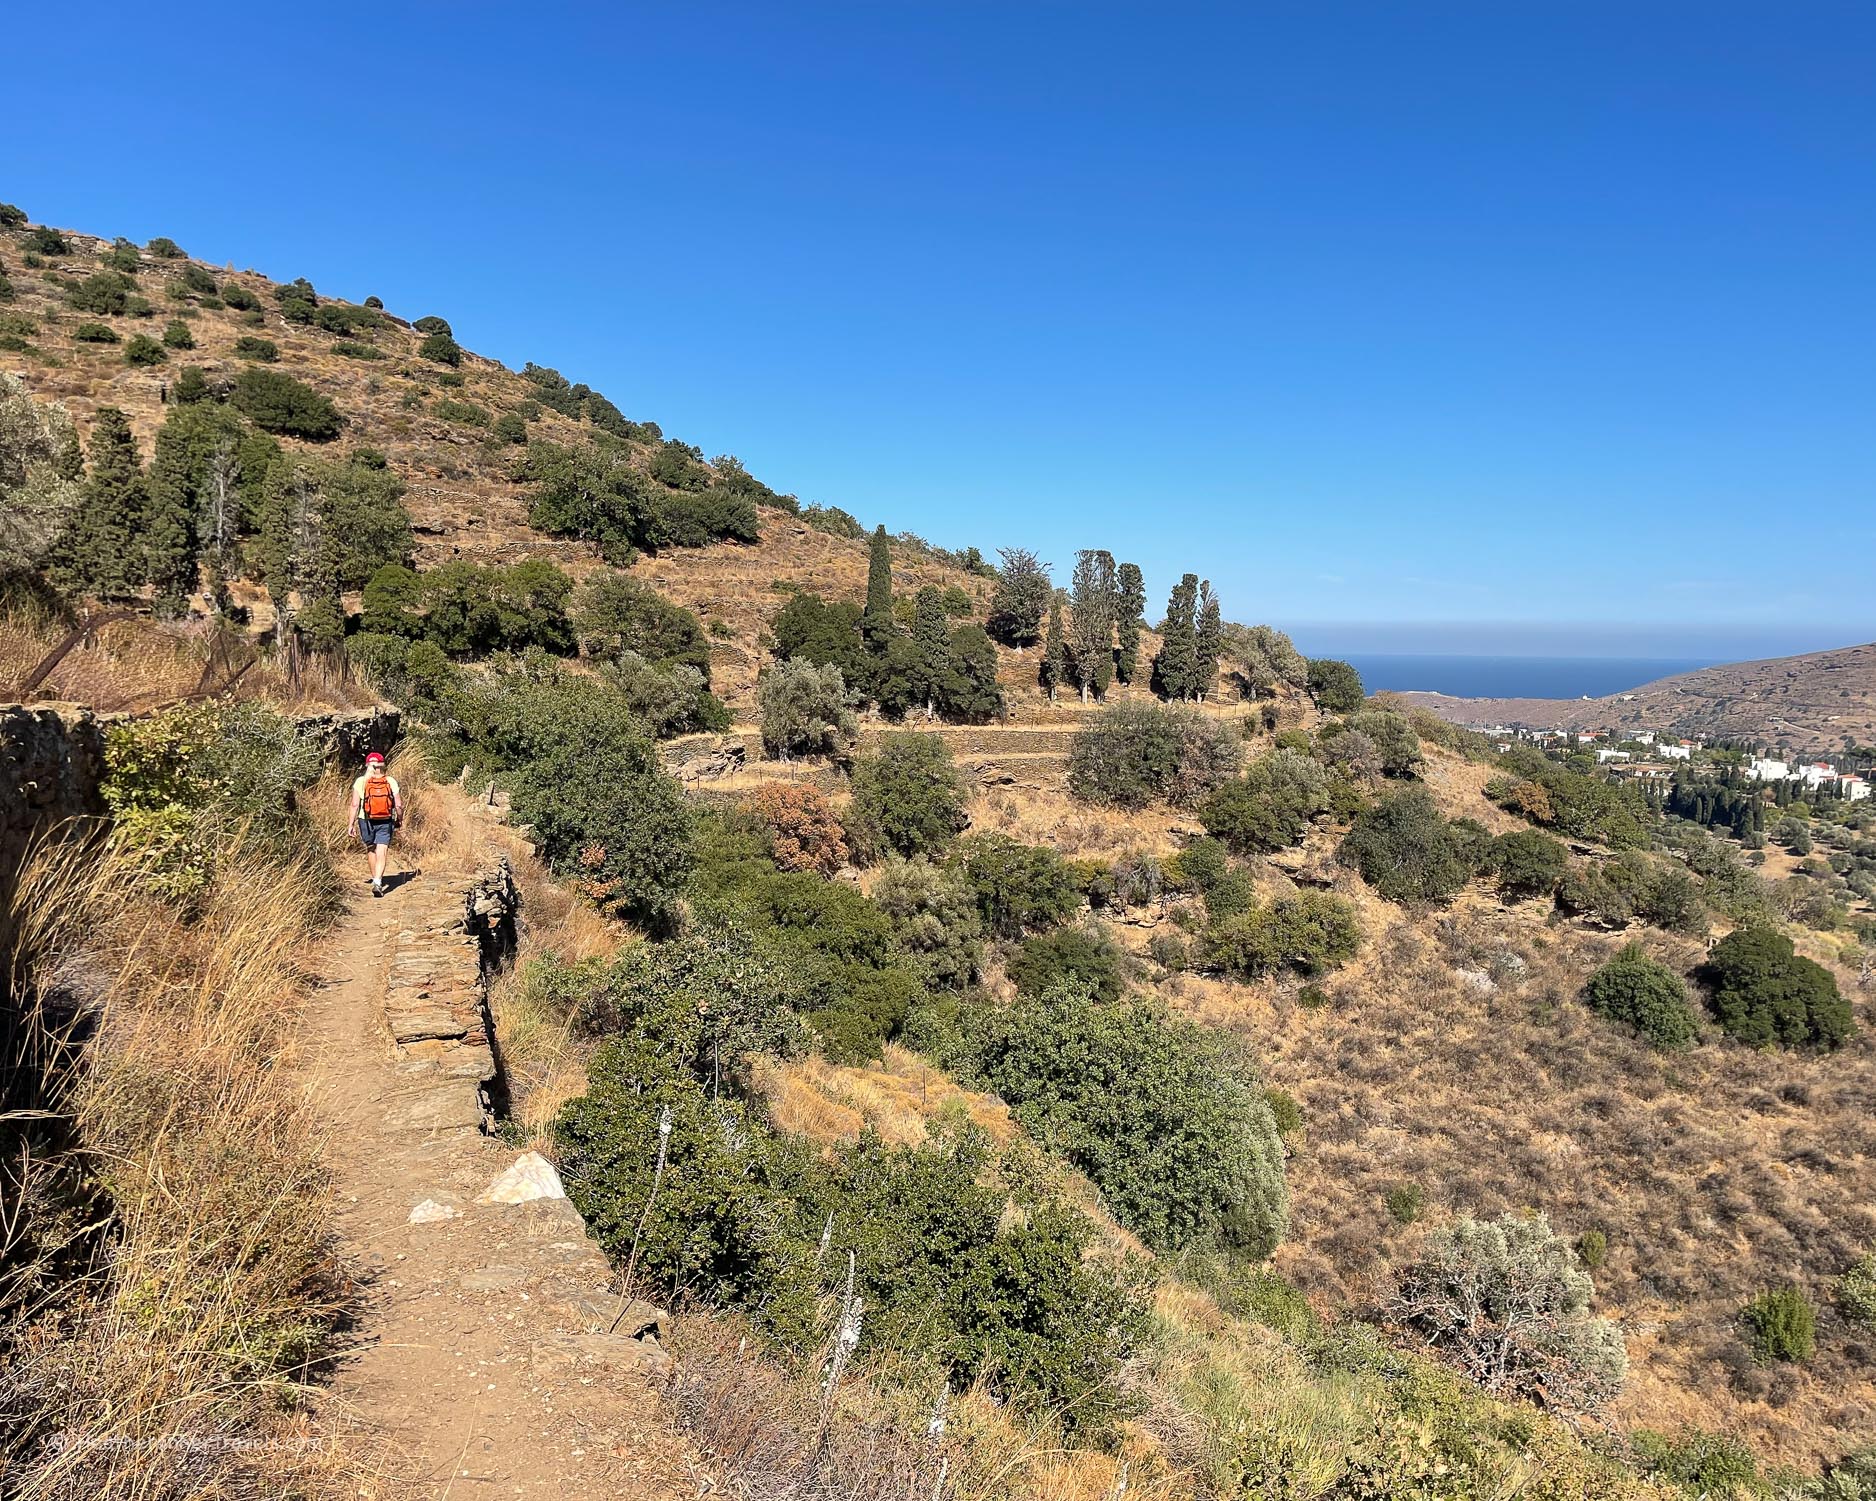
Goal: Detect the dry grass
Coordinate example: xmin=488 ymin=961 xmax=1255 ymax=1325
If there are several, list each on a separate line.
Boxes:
xmin=0 ymin=832 xmax=362 ymax=1500
xmin=752 ymin=1044 xmax=1018 ymax=1150
xmin=0 ymin=606 xmax=369 ymax=714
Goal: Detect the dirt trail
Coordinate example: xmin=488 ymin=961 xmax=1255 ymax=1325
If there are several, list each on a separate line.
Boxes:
xmin=304 ymin=852 xmax=695 ymax=1499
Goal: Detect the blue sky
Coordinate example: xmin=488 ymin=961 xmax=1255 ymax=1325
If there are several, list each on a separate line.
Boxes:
xmin=7 ymin=2 xmax=1872 ymax=657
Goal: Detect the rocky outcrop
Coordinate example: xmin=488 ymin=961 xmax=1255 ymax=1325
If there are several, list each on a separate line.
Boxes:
xmin=378 ymin=855 xmax=517 ymax=1135
xmin=660 ymin=732 xmax=748 ymax=783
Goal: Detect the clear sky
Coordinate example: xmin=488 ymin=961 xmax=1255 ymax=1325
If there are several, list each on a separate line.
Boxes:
xmin=7 ymin=2 xmax=1872 ymax=657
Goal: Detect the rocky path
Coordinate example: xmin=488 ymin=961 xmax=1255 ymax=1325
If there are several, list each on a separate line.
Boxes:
xmin=305 ymin=850 xmax=695 ymax=1499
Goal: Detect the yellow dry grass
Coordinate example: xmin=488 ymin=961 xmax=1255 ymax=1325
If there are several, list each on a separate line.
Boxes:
xmin=2 ymin=831 xmax=364 ymax=1500
xmin=752 ymin=1043 xmax=1018 ymax=1150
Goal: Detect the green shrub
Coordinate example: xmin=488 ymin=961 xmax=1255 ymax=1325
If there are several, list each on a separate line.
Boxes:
xmin=27 ymin=227 xmax=70 ymax=256
xmin=173 ymin=365 xmax=210 ymax=404
xmin=451 ymin=667 xmax=694 ymax=926
xmin=654 ymin=485 xmax=762 ymax=548
xmin=418 ymin=330 xmax=462 ymax=366
xmin=1265 ymin=1087 xmax=1303 ymax=1140
xmin=1008 ymin=924 xmax=1127 ymax=1003
xmin=1630 ymin=1428 xmax=1765 ymax=1497
xmin=220 ymin=282 xmax=261 ymax=311
xmin=433 ymin=397 xmax=490 ymax=428
xmin=873 ymin=856 xmax=983 ymax=989
xmin=73 ymin=322 xmax=119 ymax=343
xmin=122 ymin=334 xmax=166 ymax=366
xmin=233 ymin=334 xmax=279 ymax=361
xmin=1577 ymin=1229 xmax=1607 ymax=1271
xmin=146 ymin=235 xmax=185 ymax=259
xmin=1583 ymin=944 xmax=1697 ymax=1050
xmin=229 ymin=368 xmax=343 ymax=439
xmin=313 ymin=302 xmax=381 ymax=336
xmin=946 ymin=833 xmax=1081 ymax=938
xmin=847 ymin=732 xmax=967 ymax=860
xmin=412 ymin=314 xmax=452 ymax=336
xmin=1838 ymin=1253 xmax=1876 ymax=1329
xmin=1740 ymin=1284 xmax=1816 ymax=1363
xmin=1200 ymin=749 xmax=1328 ymax=853
xmin=0 ymin=203 xmax=25 ymax=228
xmin=1201 ymin=892 xmax=1362 ymax=978
xmin=492 ymin=411 xmax=528 ymax=444
xmin=1700 ymin=927 xmax=1853 ymax=1049
xmin=1385 ymin=1182 xmax=1425 ymax=1224
xmin=416 ymin=557 xmax=575 ymax=658
xmin=161 ymin=319 xmax=194 ymax=349
xmin=758 ymin=657 xmax=857 ymax=761
xmin=1068 ymin=701 xmax=1240 ymax=810
xmin=332 ymin=339 xmax=384 ymax=360
xmin=952 ymin=981 xmax=1289 ymax=1256
xmin=67 ymin=270 xmax=134 ymax=315
xmin=1148 ymin=930 xmax=1189 ymax=972
xmin=1341 ymin=787 xmax=1485 ymax=903
xmin=519 ymin=438 xmax=661 ymax=563
xmin=1306 ymin=657 xmax=1365 ymax=712
xmin=1493 ymin=828 xmax=1568 ymax=898
xmin=179 ymin=264 xmax=218 ymax=296
xmin=1389 ymin=1212 xmax=1627 ymax=1412
xmin=650 ymin=437 xmax=709 ymax=490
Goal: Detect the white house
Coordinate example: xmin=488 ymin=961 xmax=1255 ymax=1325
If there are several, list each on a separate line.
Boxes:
xmin=1747 ymin=758 xmax=1790 ymax=782
xmin=1634 ymin=730 xmax=1657 ymax=745
xmin=1660 ymin=744 xmax=1692 ymax=761
xmin=1597 ymin=748 xmax=1632 ymax=763
xmin=1844 ymin=775 xmax=1871 ymax=802
xmin=1799 ymin=762 xmax=1837 ymax=790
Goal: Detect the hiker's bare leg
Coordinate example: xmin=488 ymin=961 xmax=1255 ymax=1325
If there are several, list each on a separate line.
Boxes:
xmin=371 ymin=843 xmax=388 ymax=883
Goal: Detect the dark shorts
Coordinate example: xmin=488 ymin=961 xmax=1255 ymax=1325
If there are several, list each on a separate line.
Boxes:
xmin=358 ymin=818 xmax=394 ymax=849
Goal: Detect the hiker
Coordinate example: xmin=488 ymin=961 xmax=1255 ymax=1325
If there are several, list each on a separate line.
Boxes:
xmin=348 ymin=751 xmax=404 ymax=898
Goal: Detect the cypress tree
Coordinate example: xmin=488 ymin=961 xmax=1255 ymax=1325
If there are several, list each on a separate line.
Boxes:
xmin=862 ymin=524 xmax=894 ymax=649
xmin=1194 ymin=580 xmax=1222 ymax=701
xmin=1041 ymin=593 xmax=1068 ymax=703
xmin=64 ymin=407 xmax=146 ymax=599
xmin=1152 ymin=574 xmax=1199 ymax=700
xmin=1067 ymin=548 xmax=1117 ymax=702
xmin=912 ymin=584 xmax=952 ymax=720
xmin=1114 ymin=562 xmax=1146 ymax=683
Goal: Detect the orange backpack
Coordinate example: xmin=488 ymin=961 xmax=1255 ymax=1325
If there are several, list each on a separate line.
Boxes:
xmin=360 ymin=773 xmax=396 ymax=821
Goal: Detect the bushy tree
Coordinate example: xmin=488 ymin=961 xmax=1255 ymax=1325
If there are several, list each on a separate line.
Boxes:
xmin=145 ymin=235 xmax=185 ymax=259
xmin=1009 ymin=923 xmax=1128 ymax=1003
xmin=1068 ymin=701 xmax=1237 ymax=810
xmin=955 ymin=982 xmax=1290 ymax=1256
xmin=229 ymin=368 xmax=343 ymax=439
xmin=0 ymin=203 xmax=26 ymax=229
xmin=1494 ymin=828 xmax=1568 ymax=898
xmin=519 ymin=439 xmax=658 ymax=563
xmin=66 ymin=270 xmax=134 ymax=316
xmin=1341 ymin=786 xmax=1484 ymax=903
xmin=1223 ymin=622 xmax=1308 ymax=696
xmin=873 ymin=856 xmax=983 ymax=988
xmin=1307 ymin=658 xmax=1365 ymax=713
xmin=769 ymin=589 xmax=869 ymax=681
xmin=418 ymin=330 xmax=462 ymax=365
xmin=759 ymin=657 xmax=858 ymax=760
xmin=987 ymin=545 xmax=1050 ymax=647
xmin=161 ymin=319 xmax=194 ymax=350
xmin=947 ymin=833 xmax=1082 ymax=938
xmin=419 ymin=557 xmax=575 ymax=657
xmin=1322 ymin=708 xmax=1421 ymax=777
xmin=744 ymin=784 xmax=847 ymax=875
xmin=847 ymin=732 xmax=968 ymax=860
xmin=1390 ymin=1213 xmax=1627 ymax=1413
xmin=573 ymin=572 xmax=710 ymax=675
xmin=0 ymin=374 xmax=82 ymax=576
xmin=1201 ymin=749 xmax=1329 ymax=853
xmin=1584 ymin=944 xmax=1697 ymax=1050
xmin=456 ymin=667 xmax=694 ymax=924
xmin=122 ymin=333 xmax=166 ymax=367
xmin=1699 ymin=927 xmax=1853 ymax=1049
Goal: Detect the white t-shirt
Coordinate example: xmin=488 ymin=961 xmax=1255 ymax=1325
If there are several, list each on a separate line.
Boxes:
xmin=353 ymin=773 xmax=402 ymax=817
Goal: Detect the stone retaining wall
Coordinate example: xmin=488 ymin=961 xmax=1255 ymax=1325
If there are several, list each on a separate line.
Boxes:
xmin=1 ymin=703 xmax=107 ymax=960
xmin=378 ymin=855 xmax=518 ymax=1136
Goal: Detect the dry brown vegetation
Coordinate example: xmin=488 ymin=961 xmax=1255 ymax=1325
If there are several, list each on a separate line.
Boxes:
xmin=0 ymin=828 xmax=362 ymax=1499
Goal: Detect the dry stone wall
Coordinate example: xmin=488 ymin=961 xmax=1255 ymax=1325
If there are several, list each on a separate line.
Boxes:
xmin=1 ymin=703 xmax=107 ymax=959
xmin=378 ymin=855 xmax=518 ymax=1136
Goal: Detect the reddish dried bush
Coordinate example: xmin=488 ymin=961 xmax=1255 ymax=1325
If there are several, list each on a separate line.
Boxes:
xmin=745 ymin=783 xmax=848 ymax=875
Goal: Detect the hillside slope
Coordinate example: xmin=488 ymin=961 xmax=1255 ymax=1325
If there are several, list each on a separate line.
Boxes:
xmin=1405 ymin=642 xmax=1876 ymax=752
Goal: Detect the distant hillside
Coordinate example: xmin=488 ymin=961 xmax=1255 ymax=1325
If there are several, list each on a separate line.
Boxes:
xmin=1403 ymin=641 xmax=1876 ymax=752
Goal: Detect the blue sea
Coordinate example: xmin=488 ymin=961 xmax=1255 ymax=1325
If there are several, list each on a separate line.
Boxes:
xmin=1342 ymin=654 xmax=1721 ymax=701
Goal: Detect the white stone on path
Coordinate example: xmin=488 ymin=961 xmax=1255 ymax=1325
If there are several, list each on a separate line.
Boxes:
xmin=408 ymin=1198 xmax=463 ymax=1224
xmin=476 ymin=1151 xmax=566 ymax=1205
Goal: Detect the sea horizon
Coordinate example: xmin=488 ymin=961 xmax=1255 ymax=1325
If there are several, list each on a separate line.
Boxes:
xmin=1342 ymin=652 xmax=1724 ymax=701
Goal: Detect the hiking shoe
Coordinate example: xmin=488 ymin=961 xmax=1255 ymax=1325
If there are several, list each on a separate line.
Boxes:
xmin=372 ymin=880 xmax=384 ymax=898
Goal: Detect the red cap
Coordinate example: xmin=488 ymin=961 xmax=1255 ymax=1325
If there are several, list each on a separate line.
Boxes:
xmin=365 ymin=751 xmax=386 ymax=765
